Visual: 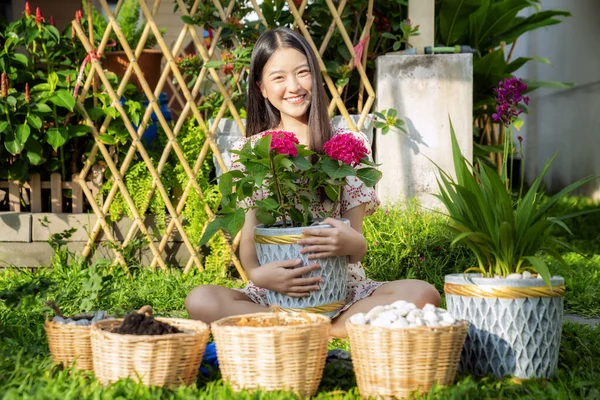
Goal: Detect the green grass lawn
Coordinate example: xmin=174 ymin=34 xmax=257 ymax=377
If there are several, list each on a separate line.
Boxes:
xmin=1 ymin=197 xmax=599 ymax=399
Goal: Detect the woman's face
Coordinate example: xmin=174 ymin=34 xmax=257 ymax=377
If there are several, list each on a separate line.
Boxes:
xmin=258 ymin=47 xmax=313 ymax=125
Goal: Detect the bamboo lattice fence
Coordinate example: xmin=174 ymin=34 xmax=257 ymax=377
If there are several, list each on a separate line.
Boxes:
xmin=69 ymin=0 xmax=375 ymax=278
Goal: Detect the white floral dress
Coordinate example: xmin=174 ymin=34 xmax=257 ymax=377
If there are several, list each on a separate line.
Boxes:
xmin=230 ymin=128 xmax=386 ymax=318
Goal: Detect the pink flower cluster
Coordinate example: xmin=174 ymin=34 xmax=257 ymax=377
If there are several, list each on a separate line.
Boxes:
xmin=263 ymin=131 xmax=299 ymax=157
xmin=323 ymin=133 xmax=368 ymax=166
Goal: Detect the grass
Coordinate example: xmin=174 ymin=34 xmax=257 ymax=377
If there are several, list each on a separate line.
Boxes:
xmin=0 ymin=196 xmax=599 ymax=398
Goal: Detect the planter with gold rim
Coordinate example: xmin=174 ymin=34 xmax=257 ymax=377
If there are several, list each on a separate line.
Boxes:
xmin=254 ymin=219 xmax=349 ymax=317
xmin=444 ymin=273 xmax=565 ymax=379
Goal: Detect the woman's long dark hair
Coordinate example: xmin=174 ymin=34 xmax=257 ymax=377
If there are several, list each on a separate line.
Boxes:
xmin=246 ymin=28 xmax=332 ymax=154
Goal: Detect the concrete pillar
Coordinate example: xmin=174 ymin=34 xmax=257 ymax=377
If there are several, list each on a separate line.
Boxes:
xmin=375 ymin=54 xmax=473 ymax=210
xmin=407 ymin=0 xmax=434 ymax=53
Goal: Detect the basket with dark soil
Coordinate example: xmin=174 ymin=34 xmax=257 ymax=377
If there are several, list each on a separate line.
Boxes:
xmin=91 ymin=306 xmax=209 ymax=387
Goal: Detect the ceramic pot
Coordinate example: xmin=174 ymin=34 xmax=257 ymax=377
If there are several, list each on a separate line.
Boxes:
xmin=254 ymin=220 xmax=349 ymax=317
xmin=444 ymin=273 xmax=565 ymax=379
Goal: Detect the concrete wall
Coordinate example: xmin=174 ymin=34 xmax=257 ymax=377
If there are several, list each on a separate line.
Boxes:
xmin=375 ymin=54 xmax=473 ymax=210
xmin=510 ymin=1 xmax=600 ymax=199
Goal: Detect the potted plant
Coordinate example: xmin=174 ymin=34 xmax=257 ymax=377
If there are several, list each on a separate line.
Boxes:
xmin=199 ymin=131 xmax=381 ymax=316
xmin=435 ymin=78 xmax=597 ymax=379
xmin=83 ymin=0 xmax=166 ymax=90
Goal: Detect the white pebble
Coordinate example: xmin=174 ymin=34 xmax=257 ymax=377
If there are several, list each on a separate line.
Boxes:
xmin=439 ymin=321 xmax=454 ymax=326
xmin=426 ymin=320 xmax=440 ymax=327
xmin=522 ymin=271 xmax=532 ymax=279
xmin=75 ymin=319 xmax=90 ymax=326
xmin=379 ymin=310 xmax=398 ymax=322
xmin=390 ymin=317 xmax=409 ymax=328
xmin=442 ymin=313 xmax=456 ymax=324
xmin=366 ymin=305 xmax=385 ymax=321
xmin=409 ymin=323 xmax=419 ymax=328
xmin=406 ymin=310 xmax=422 ymax=323
xmin=349 ymin=313 xmax=367 ymax=325
xmin=506 ymin=273 xmax=522 ymax=279
xmin=422 ymin=303 xmax=437 ymax=312
xmin=391 ymin=300 xmax=408 ymax=309
xmin=413 ymin=317 xmax=424 ymax=326
xmin=370 ymin=317 xmax=392 ymax=328
xmin=52 ymin=316 xmax=66 ymax=324
xmin=405 ymin=302 xmax=417 ymax=310
xmin=423 ymin=310 xmax=439 ymax=322
xmin=395 ymin=307 xmax=410 ymax=317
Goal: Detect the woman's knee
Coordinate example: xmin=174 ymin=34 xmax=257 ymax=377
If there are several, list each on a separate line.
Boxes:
xmin=185 ymin=285 xmax=222 ymax=321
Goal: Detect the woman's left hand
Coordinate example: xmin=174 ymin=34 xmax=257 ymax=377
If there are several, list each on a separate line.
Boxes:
xmin=297 ymin=217 xmax=366 ymax=260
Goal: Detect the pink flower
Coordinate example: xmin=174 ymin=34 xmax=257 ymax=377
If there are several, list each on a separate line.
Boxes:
xmin=35 ymin=7 xmax=44 ymax=26
xmin=263 ymin=131 xmax=299 ymax=157
xmin=24 ymin=2 xmax=31 ymax=17
xmin=323 ymin=133 xmax=368 ymax=166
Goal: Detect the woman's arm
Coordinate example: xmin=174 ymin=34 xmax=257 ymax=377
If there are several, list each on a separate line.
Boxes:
xmin=240 ymin=209 xmax=323 ymax=295
xmin=298 ymin=203 xmax=368 ymax=263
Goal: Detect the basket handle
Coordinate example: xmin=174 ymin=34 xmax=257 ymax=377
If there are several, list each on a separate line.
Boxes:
xmin=137 ymin=305 xmax=153 ymax=317
xmin=45 ymin=300 xmax=65 ymax=319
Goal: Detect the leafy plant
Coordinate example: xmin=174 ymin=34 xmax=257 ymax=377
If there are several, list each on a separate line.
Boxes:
xmin=199 ymin=131 xmax=381 ymax=245
xmin=434 ymin=119 xmax=597 ymax=285
xmin=372 ymin=108 xmax=407 ymax=135
xmin=381 ymin=18 xmax=420 ymax=52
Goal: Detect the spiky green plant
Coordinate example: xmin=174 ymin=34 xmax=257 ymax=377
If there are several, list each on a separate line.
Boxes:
xmin=434 ymin=120 xmax=597 ymax=285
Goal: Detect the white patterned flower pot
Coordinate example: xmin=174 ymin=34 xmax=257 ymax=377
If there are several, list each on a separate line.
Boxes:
xmin=254 ymin=220 xmax=349 ymax=318
xmin=444 ymin=273 xmax=565 ymax=379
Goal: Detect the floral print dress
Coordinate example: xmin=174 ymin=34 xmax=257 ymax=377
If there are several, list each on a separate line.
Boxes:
xmin=230 ymin=128 xmax=386 ymax=318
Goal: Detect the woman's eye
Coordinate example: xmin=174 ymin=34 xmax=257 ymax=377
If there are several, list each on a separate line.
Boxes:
xmin=298 ymin=70 xmax=310 ymax=75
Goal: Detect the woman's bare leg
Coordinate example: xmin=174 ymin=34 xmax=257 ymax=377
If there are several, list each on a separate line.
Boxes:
xmin=186 ymin=285 xmax=268 ymax=323
xmin=330 ymin=280 xmax=440 ymax=338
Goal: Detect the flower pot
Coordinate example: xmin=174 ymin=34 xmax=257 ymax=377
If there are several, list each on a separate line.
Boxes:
xmin=103 ymin=49 xmax=163 ymax=91
xmin=254 ymin=220 xmax=349 ymax=317
xmin=444 ymin=273 xmax=565 ymax=379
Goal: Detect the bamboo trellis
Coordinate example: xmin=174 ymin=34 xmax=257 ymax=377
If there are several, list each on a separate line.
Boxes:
xmin=72 ymin=0 xmax=375 ymax=278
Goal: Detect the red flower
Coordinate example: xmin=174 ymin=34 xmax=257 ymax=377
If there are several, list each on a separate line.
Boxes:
xmin=1 ymin=73 xmax=8 ymax=98
xmin=49 ymin=15 xmax=55 ymax=26
xmin=35 ymin=7 xmax=44 ymax=26
xmin=323 ymin=133 xmax=368 ymax=166
xmin=223 ymin=63 xmax=233 ymax=75
xmin=263 ymin=131 xmax=299 ymax=157
xmin=24 ymin=2 xmax=31 ymax=17
xmin=25 ymin=83 xmax=30 ymax=103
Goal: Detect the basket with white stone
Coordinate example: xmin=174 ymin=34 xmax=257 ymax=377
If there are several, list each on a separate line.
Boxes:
xmin=346 ymin=301 xmax=468 ymax=399
xmin=44 ymin=301 xmax=111 ymax=371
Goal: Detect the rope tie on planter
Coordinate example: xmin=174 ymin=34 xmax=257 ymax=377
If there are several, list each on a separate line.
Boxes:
xmin=254 ymin=234 xmax=309 ymax=245
xmin=444 ymin=283 xmax=566 ymax=299
xmin=281 ymin=301 xmax=346 ymax=314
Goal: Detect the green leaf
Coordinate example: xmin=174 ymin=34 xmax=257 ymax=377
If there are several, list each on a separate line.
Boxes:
xmin=323 ymin=158 xmax=356 ymax=180
xmin=6 ymin=96 xmax=16 ymax=107
xmin=254 ymin=135 xmax=271 ymax=158
xmin=70 ymin=125 xmax=93 ymax=137
xmin=104 ymin=107 xmax=119 ymax=119
xmin=31 ymin=83 xmax=51 ymax=93
xmin=387 ymin=108 xmax=398 ymax=118
xmin=0 ymin=121 xmax=8 ymax=133
xmin=381 ymin=32 xmax=397 ymax=40
xmin=12 ymin=53 xmax=28 ymax=66
xmin=180 ymin=15 xmax=195 ymax=25
xmin=324 ymin=184 xmax=340 ymax=201
xmin=523 ymin=79 xmax=575 ymax=92
xmin=219 ymin=172 xmax=233 ymax=196
xmin=204 ymin=60 xmax=225 ymax=69
xmin=46 ymin=25 xmax=61 ymax=42
xmin=439 ymin=0 xmax=483 ymax=45
xmin=25 ymin=137 xmax=44 ymax=165
xmin=47 ymin=127 xmax=68 ymax=150
xmin=256 ymin=208 xmax=277 ymax=226
xmin=48 ymin=72 xmax=59 ymax=92
xmin=289 ymin=208 xmax=304 ymax=225
xmin=524 ymin=256 xmax=551 ymax=287
xmin=4 ymin=124 xmax=30 ymax=155
xmin=506 ymin=57 xmax=550 ymax=74
xmin=198 ymin=218 xmax=223 ymax=246
xmin=49 ymin=90 xmax=75 ymax=111
xmin=224 ymin=209 xmax=246 ymax=236
xmin=27 ymin=114 xmax=42 ymax=130
xmin=356 ymin=168 xmax=383 ymax=187
xmin=34 ymin=103 xmax=52 ymax=113
xmin=256 ymin=197 xmax=279 ymax=210
xmin=291 ymin=156 xmax=311 ymax=171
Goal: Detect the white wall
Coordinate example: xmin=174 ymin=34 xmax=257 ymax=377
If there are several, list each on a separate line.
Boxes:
xmin=511 ymin=0 xmax=600 ymax=199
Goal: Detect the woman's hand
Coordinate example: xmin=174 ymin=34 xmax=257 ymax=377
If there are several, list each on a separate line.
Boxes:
xmin=297 ymin=217 xmax=367 ymax=261
xmin=249 ymin=259 xmax=323 ymax=297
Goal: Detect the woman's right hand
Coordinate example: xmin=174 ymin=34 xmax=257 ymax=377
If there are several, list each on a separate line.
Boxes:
xmin=249 ymin=259 xmax=323 ymax=297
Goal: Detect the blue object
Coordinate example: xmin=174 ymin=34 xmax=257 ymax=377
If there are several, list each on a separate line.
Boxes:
xmin=141 ymin=92 xmax=172 ymax=146
xmin=199 ymin=342 xmax=219 ymax=377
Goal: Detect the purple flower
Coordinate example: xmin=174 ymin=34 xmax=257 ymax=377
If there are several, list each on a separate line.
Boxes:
xmin=491 ymin=77 xmax=530 ymax=127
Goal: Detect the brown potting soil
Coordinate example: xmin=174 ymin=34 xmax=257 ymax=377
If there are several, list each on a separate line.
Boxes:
xmin=112 ymin=313 xmax=182 ymax=335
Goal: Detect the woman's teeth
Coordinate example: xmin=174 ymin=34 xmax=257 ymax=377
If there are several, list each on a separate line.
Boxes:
xmin=286 ymin=95 xmax=304 ymax=104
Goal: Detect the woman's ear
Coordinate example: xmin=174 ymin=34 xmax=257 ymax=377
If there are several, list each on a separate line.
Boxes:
xmin=257 ymin=81 xmax=267 ymax=98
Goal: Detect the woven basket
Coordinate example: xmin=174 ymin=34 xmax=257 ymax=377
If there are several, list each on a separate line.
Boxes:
xmin=346 ymin=320 xmax=469 ymax=399
xmin=91 ymin=318 xmax=210 ymax=387
xmin=44 ymin=321 xmax=93 ymax=371
xmin=211 ymin=312 xmax=331 ymax=397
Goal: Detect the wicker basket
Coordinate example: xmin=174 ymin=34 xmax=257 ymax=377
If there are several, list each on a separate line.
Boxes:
xmin=91 ymin=318 xmax=210 ymax=387
xmin=211 ymin=312 xmax=331 ymax=397
xmin=44 ymin=321 xmax=93 ymax=371
xmin=346 ymin=320 xmax=469 ymax=399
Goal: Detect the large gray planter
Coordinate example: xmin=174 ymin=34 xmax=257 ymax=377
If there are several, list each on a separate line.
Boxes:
xmin=445 ymin=273 xmax=565 ymax=379
xmin=254 ymin=220 xmax=349 ymax=317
